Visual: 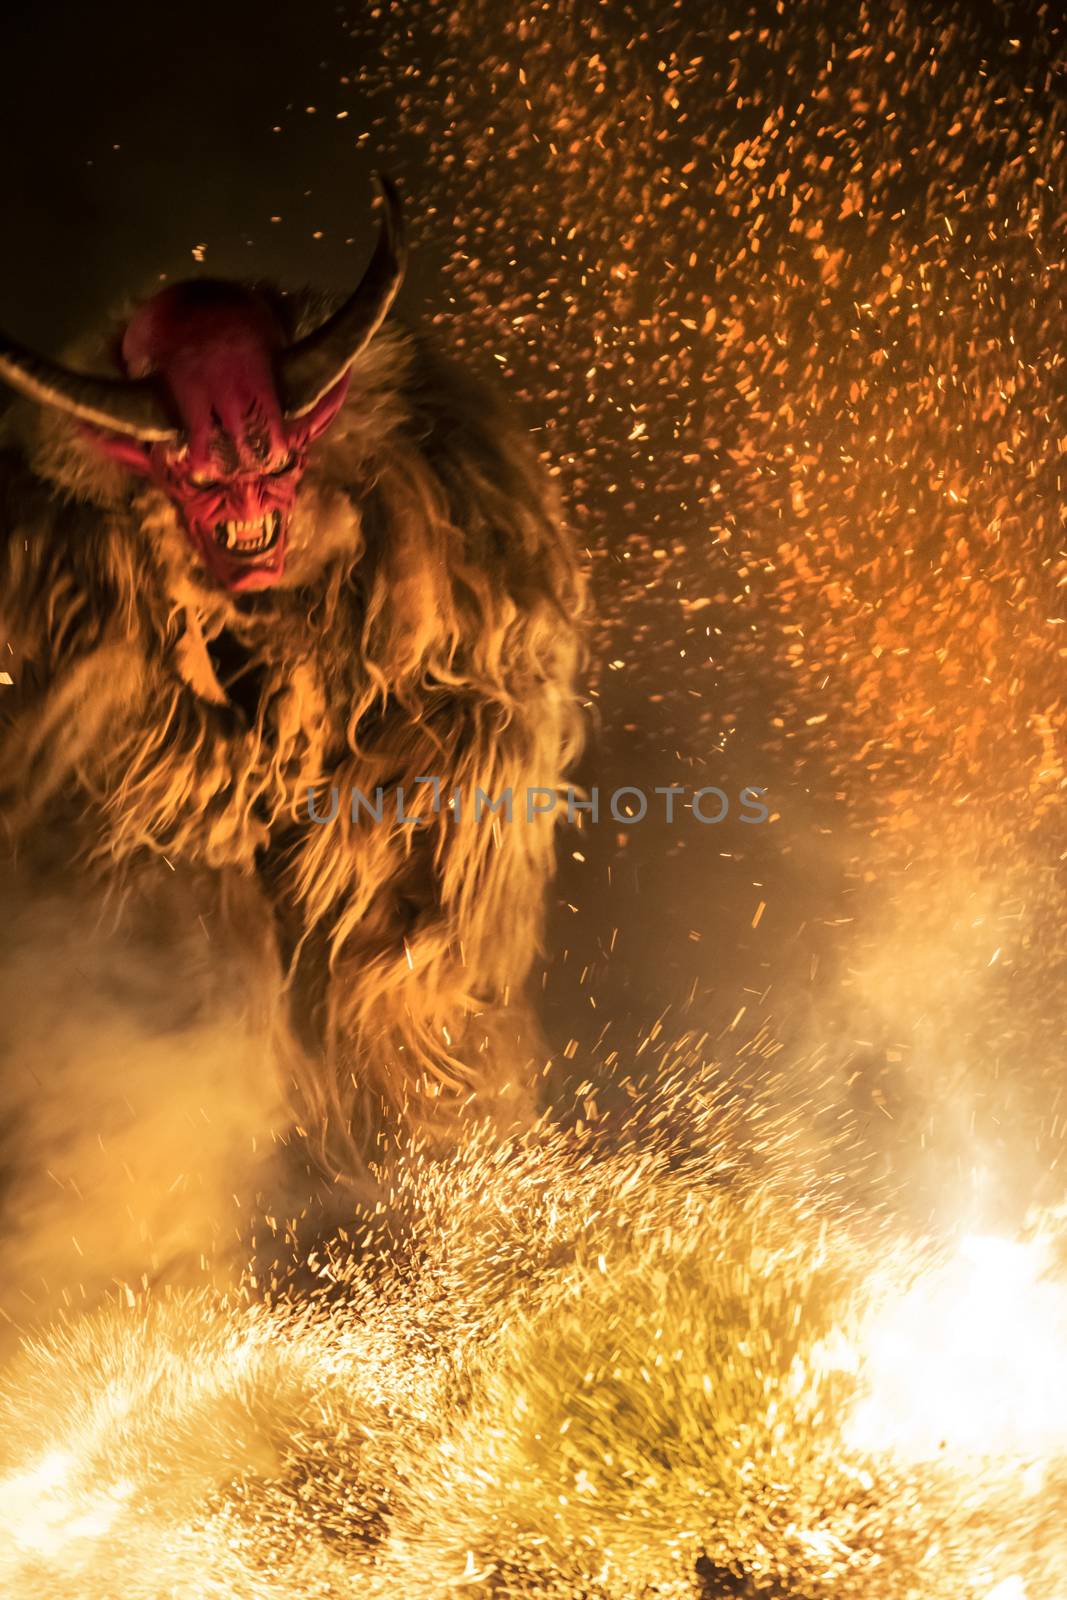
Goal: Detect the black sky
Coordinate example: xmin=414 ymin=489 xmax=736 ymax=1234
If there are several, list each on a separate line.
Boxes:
xmin=0 ymin=0 xmax=399 ymax=346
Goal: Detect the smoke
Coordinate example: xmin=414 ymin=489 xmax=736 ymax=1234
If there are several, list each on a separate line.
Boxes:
xmin=0 ymin=850 xmax=292 ymax=1350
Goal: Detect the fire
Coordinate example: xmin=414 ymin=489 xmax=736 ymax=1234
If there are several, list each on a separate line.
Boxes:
xmin=0 ymin=1126 xmax=1065 ymax=1598
xmin=820 ymin=1227 xmax=1067 ymax=1600
xmin=0 ymin=1449 xmax=131 ymax=1558
xmin=839 ymin=1230 xmax=1067 ymax=1465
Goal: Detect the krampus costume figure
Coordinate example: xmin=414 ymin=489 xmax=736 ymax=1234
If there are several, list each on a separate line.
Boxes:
xmin=0 ymin=180 xmax=582 ymax=1321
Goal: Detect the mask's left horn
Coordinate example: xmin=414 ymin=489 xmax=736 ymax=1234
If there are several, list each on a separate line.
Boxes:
xmin=0 ymin=331 xmax=179 ymax=441
xmin=278 ymin=172 xmax=407 ymax=419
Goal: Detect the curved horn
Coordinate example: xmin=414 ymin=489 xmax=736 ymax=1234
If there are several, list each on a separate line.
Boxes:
xmin=0 ymin=333 xmax=179 ymax=441
xmin=278 ymin=173 xmax=407 ymax=419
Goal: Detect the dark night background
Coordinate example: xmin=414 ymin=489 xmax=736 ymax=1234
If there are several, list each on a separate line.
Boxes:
xmin=1 ymin=0 xmax=405 ymax=338
xmin=2 ymin=0 xmax=1064 ymax=1233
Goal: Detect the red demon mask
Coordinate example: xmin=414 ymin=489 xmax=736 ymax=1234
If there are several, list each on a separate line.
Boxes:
xmin=92 ymin=284 xmax=355 ymax=591
xmin=0 ymin=177 xmax=405 ymax=593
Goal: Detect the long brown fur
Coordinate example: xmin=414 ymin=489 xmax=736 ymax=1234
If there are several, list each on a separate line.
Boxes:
xmin=0 ymin=310 xmax=584 ymax=1185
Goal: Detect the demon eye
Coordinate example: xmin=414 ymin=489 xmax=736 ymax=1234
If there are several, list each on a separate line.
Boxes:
xmin=269 ymin=456 xmax=296 ymax=477
xmin=189 ymin=469 xmax=223 ymax=489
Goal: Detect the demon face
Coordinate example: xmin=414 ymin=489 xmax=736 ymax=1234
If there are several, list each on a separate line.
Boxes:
xmin=0 ymin=176 xmax=406 ymax=594
xmin=89 ymin=284 xmax=350 ymax=593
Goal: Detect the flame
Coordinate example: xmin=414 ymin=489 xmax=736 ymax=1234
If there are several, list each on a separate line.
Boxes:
xmin=0 ymin=1448 xmax=133 ymax=1559
xmin=840 ymin=1231 xmax=1067 ymax=1465
xmin=986 ymin=1581 xmax=1067 ymax=1600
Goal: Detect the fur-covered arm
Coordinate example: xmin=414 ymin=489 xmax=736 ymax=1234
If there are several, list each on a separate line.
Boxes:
xmin=0 ymin=440 xmax=132 ymax=809
xmin=287 ymin=336 xmax=585 ymax=1159
xmin=0 ymin=443 xmax=89 ymax=675
xmin=0 ymin=426 xmax=185 ymax=843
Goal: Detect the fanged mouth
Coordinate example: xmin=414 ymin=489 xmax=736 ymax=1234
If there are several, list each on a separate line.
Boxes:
xmin=213 ymin=511 xmax=282 ymax=558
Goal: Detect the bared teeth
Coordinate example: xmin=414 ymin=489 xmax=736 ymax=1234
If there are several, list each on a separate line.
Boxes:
xmin=214 ymin=512 xmax=279 ymax=556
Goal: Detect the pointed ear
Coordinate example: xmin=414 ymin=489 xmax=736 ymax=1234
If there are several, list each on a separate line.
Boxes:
xmin=286 ymin=374 xmax=351 ymax=448
xmin=77 ymin=423 xmax=155 ymax=477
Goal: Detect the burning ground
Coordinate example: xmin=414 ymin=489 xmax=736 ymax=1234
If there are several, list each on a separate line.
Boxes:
xmin=2 ymin=1095 xmax=1066 ymax=1600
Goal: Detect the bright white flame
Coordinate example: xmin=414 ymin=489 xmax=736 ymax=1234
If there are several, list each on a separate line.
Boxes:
xmin=983 ymin=1580 xmax=1067 ymax=1600
xmin=844 ymin=1233 xmax=1067 ymax=1463
xmin=0 ymin=1448 xmax=132 ymax=1562
xmin=985 ymin=1580 xmax=1028 ymax=1600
